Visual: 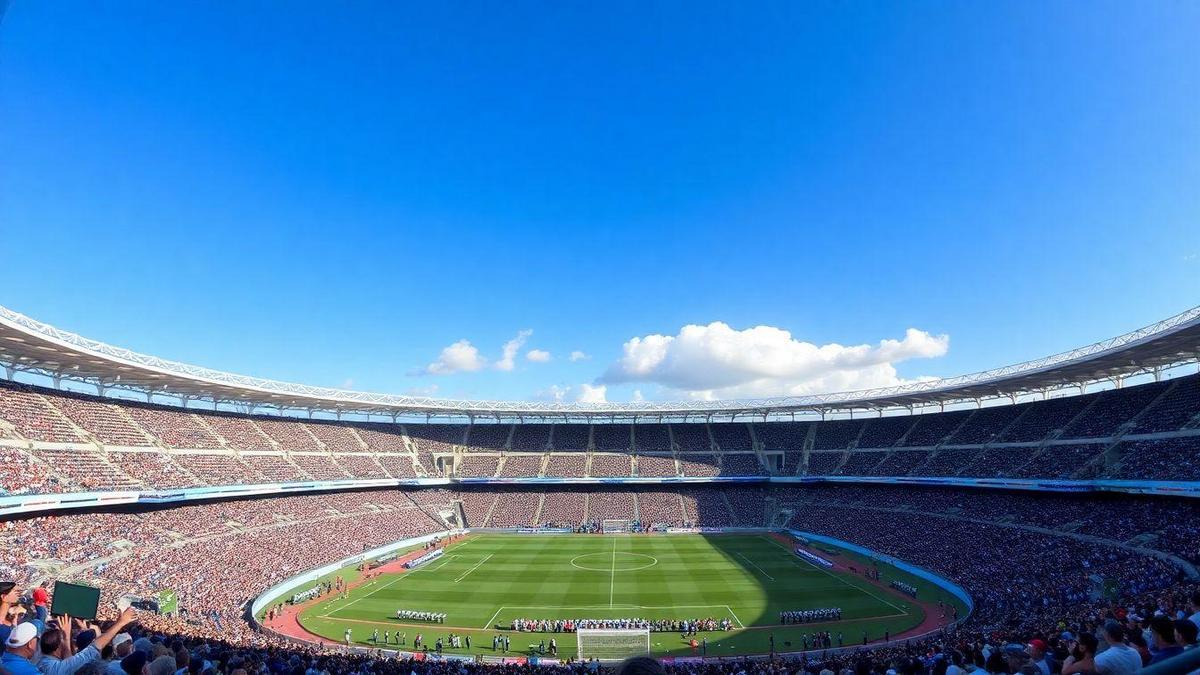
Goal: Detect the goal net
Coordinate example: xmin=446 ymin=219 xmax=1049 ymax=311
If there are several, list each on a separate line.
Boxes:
xmin=602 ymin=519 xmax=634 ymax=533
xmin=576 ymin=628 xmax=651 ymax=661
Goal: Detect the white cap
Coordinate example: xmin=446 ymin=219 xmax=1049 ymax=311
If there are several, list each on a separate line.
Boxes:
xmin=5 ymin=622 xmax=38 ymax=648
xmin=112 ymin=633 xmax=133 ymax=648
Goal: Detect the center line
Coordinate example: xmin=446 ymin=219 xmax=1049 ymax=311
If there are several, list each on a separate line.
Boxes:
xmin=609 ymin=537 xmax=616 ymax=608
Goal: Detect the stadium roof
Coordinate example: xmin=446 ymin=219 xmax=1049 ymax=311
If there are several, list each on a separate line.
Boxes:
xmin=1 ymin=303 xmax=1199 ymax=421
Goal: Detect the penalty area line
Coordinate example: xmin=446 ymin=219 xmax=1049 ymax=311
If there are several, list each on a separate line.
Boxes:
xmin=454 ymin=553 xmax=494 ymax=583
xmin=735 ymin=552 xmax=775 ymax=581
xmin=482 ymin=606 xmax=506 ymax=630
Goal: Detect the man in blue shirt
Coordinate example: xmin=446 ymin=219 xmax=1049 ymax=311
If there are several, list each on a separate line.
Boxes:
xmin=2 ymin=622 xmax=42 ymax=675
xmin=1149 ymin=616 xmax=1184 ymax=665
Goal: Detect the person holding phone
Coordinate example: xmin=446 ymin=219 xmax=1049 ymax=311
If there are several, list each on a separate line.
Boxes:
xmin=1060 ymin=633 xmax=1097 ymax=675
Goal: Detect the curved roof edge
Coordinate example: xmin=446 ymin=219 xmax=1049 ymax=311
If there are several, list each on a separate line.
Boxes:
xmin=1 ymin=303 xmax=1199 ymax=419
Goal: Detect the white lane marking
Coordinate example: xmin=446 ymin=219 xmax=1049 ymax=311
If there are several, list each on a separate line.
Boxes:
xmin=454 ymin=553 xmax=494 ymax=583
xmin=736 ymin=551 xmax=775 ymax=581
xmin=609 ymin=537 xmax=617 ymax=607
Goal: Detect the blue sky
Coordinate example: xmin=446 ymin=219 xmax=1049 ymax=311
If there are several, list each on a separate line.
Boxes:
xmin=1 ymin=2 xmax=1197 ymax=403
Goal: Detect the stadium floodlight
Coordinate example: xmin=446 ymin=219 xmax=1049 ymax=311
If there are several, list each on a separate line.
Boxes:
xmin=575 ymin=628 xmax=651 ymax=661
xmin=602 ymin=519 xmax=635 ymax=533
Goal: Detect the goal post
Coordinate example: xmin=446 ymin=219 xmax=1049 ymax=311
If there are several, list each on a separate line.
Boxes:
xmin=602 ymin=519 xmax=634 ymax=533
xmin=576 ymin=628 xmax=651 ymax=661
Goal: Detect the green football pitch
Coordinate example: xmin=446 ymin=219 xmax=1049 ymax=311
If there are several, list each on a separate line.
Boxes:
xmin=295 ymin=534 xmax=964 ymax=658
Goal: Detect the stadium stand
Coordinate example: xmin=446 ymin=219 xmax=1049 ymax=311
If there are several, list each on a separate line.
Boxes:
xmin=487 ymin=490 xmax=541 ymax=527
xmin=466 ymin=423 xmax=510 ymax=450
xmin=588 ymin=452 xmax=632 ymax=477
xmin=900 ymin=409 xmax=973 ymax=447
xmin=3 ymin=373 xmax=1200 ymax=487
xmin=634 ymin=453 xmax=678 ymax=477
xmin=636 ymin=490 xmax=684 ymax=525
xmin=866 ymin=449 xmax=930 ymax=476
xmin=376 ymin=453 xmax=417 ymax=478
xmin=592 ymin=424 xmax=631 ymax=451
xmin=289 ymin=453 xmax=353 ymax=480
xmin=671 ymin=424 xmax=712 ymax=451
xmin=632 ymin=423 xmax=672 ymax=451
xmin=108 ymin=450 xmax=197 ymax=488
xmin=812 ymin=418 xmax=864 ymax=450
xmin=719 ymin=452 xmax=764 ymax=476
xmin=755 ymin=421 xmax=809 ymax=451
xmin=548 ymin=423 xmax=588 ymax=452
xmin=709 ymin=422 xmax=752 ymax=450
xmin=833 ymin=450 xmax=886 ymax=475
xmin=51 ymin=394 xmax=154 ymax=447
xmin=1111 ymin=437 xmax=1200 ymax=480
xmin=856 ymin=416 xmax=914 ymax=449
xmin=805 ymin=451 xmax=844 ymax=475
xmin=678 ymin=453 xmax=720 ymax=477
xmin=509 ymin=423 xmax=551 ymax=451
xmin=305 ymin=421 xmax=365 ymax=452
xmin=497 ymin=453 xmax=543 ymax=478
xmin=406 ymin=424 xmax=463 ymax=453
xmin=545 ymin=453 xmax=587 ymax=477
xmin=333 ymin=453 xmax=389 ymax=479
xmin=241 ymin=452 xmax=309 ymax=482
xmin=456 ymin=454 xmax=500 ymax=478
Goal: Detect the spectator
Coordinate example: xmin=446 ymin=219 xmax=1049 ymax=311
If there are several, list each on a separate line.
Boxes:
xmin=1190 ymin=591 xmax=1200 ymax=628
xmin=106 ymin=634 xmax=134 ymax=675
xmin=1061 ymin=633 xmax=1097 ymax=675
xmin=1175 ymin=619 xmax=1197 ymax=652
xmin=1148 ymin=616 xmax=1184 ymax=665
xmin=38 ymin=608 xmax=137 ymax=675
xmin=2 ymin=623 xmax=40 ymax=675
xmin=1095 ymin=620 xmax=1143 ymax=675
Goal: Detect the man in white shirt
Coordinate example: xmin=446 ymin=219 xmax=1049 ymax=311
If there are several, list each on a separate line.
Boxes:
xmin=105 ymin=634 xmax=133 ymax=675
xmin=1095 ymin=621 xmax=1143 ymax=675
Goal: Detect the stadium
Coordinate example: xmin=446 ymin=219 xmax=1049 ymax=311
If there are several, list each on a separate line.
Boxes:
xmin=3 ymin=4 xmax=1199 ymax=675
xmin=0 ymin=303 xmax=1198 ymax=669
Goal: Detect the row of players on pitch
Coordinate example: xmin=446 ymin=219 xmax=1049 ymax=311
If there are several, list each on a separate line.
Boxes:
xmin=890 ymin=580 xmax=918 ymax=598
xmin=778 ymin=608 xmax=842 ymax=624
xmin=396 ymin=609 xmax=446 ymax=623
xmin=510 ymin=617 xmax=734 ymax=633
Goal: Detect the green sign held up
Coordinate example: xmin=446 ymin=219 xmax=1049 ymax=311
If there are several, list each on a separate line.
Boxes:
xmin=157 ymin=589 xmax=178 ymax=615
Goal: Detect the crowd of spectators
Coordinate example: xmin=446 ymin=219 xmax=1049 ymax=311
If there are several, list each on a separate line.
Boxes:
xmin=634 ymin=455 xmax=677 ymax=477
xmin=678 ymin=455 xmax=720 ymax=478
xmin=1 ymin=481 xmax=1198 ymax=674
xmin=2 ymin=374 xmax=1199 ymax=491
xmin=589 ymin=454 xmax=632 ymax=477
xmin=497 ymin=455 xmax=542 ymax=478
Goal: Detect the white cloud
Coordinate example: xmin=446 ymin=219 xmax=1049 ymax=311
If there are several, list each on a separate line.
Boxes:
xmin=423 ymin=339 xmax=487 ymax=375
xmin=526 ymin=349 xmax=552 ymax=363
xmin=576 ymin=383 xmax=608 ymax=404
xmin=495 ymin=329 xmax=533 ymax=371
xmin=631 ymin=389 xmax=645 ymax=402
xmin=569 ymin=350 xmax=590 ymax=362
xmin=599 ymin=322 xmax=949 ymax=399
xmin=539 ymin=384 xmax=569 ymax=402
xmin=339 ymin=378 xmax=355 ymax=389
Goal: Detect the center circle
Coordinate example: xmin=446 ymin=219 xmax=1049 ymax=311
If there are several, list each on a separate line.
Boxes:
xmin=570 ymin=551 xmax=658 ymax=572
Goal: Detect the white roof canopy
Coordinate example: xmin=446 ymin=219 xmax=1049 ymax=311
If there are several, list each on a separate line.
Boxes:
xmin=1 ymin=304 xmax=1198 ymax=421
